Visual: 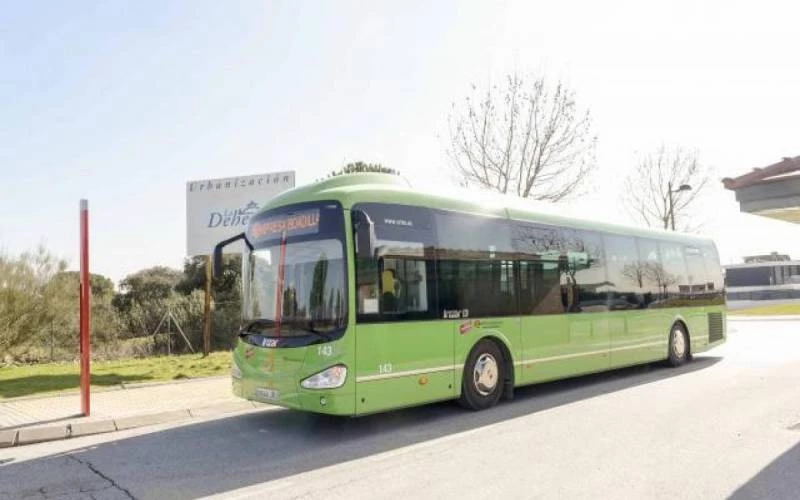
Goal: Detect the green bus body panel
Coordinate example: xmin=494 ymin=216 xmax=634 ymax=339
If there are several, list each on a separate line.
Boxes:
xmin=352 ymin=317 xmax=520 ymax=415
xmin=229 ymin=174 xmax=727 ymax=416
xmin=355 ymin=321 xmax=454 ymax=414
xmin=519 ymin=313 xmax=610 ymax=384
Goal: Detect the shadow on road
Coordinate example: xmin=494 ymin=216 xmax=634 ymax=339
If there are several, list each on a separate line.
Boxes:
xmin=729 ymin=440 xmax=800 ymax=499
xmin=0 ymin=356 xmax=721 ymax=499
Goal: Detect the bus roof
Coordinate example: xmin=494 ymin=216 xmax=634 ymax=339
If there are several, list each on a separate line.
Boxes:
xmin=263 ymin=173 xmax=715 ymax=245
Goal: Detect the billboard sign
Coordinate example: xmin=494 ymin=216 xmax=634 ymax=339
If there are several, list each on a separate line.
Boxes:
xmin=186 ymin=171 xmax=295 ymax=256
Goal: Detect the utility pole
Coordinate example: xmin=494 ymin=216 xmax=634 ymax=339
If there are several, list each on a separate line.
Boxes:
xmin=166 ymin=309 xmax=171 ymax=357
xmin=50 ymin=319 xmax=55 ymax=362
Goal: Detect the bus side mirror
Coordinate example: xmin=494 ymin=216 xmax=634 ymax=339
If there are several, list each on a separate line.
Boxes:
xmin=213 ymin=232 xmax=251 ymax=278
xmin=352 ymin=210 xmax=376 ymax=260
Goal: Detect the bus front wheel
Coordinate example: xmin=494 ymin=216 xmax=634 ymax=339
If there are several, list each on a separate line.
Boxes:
xmin=667 ymin=323 xmax=690 ymax=367
xmin=459 ymin=339 xmax=505 ymax=410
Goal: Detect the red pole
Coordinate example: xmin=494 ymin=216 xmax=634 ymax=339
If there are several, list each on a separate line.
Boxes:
xmin=80 ymin=199 xmax=91 ymax=416
xmin=274 ymin=231 xmax=287 ymax=336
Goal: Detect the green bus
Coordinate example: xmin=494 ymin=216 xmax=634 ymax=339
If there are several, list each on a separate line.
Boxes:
xmin=214 ymin=173 xmax=726 ymax=415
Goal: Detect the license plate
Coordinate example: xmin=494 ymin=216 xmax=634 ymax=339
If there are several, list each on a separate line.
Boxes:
xmin=255 ymin=387 xmax=280 ymax=401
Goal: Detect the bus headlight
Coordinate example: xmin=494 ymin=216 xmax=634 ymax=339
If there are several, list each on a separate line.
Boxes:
xmin=301 ymin=365 xmax=347 ymax=389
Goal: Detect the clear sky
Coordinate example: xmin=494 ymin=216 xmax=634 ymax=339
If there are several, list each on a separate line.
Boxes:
xmin=2 ymin=0 xmax=799 ymax=284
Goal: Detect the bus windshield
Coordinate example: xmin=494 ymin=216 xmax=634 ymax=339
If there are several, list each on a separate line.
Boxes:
xmin=242 ymin=203 xmax=347 ymax=338
xmin=245 ymin=238 xmax=346 ymax=337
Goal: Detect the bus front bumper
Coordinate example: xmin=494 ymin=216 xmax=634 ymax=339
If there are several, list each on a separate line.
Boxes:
xmin=231 ymin=350 xmax=355 ymax=416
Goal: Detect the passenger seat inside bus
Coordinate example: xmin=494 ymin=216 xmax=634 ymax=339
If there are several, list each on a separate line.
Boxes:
xmin=381 ymin=269 xmax=399 ymax=312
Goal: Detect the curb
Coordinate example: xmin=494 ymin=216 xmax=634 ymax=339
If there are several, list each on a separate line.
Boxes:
xmin=0 ymin=401 xmax=267 ymax=449
xmin=727 ymin=315 xmax=800 ymax=322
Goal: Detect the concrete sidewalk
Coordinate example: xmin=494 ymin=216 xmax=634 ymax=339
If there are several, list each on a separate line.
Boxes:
xmin=0 ymin=376 xmax=268 ymax=448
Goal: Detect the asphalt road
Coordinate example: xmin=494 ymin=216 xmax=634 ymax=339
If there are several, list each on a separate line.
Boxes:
xmin=2 ymin=319 xmax=799 ymax=500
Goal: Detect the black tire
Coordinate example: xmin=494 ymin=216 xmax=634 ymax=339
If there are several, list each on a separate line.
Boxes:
xmin=667 ymin=323 xmax=690 ymax=367
xmin=459 ymin=339 xmax=505 ymax=410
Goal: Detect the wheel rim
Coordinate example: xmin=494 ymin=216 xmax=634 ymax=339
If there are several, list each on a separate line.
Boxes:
xmin=473 ymin=353 xmax=499 ymax=396
xmin=672 ymin=328 xmax=686 ymax=358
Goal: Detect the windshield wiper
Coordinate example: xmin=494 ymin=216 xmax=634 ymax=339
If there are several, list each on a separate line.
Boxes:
xmin=302 ymin=321 xmax=334 ymax=340
xmin=241 ymin=318 xmax=335 ymax=340
xmin=241 ymin=318 xmax=276 ymax=335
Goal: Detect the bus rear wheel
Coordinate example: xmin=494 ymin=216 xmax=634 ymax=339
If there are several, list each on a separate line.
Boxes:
xmin=667 ymin=323 xmax=690 ymax=367
xmin=459 ymin=339 xmax=505 ymax=410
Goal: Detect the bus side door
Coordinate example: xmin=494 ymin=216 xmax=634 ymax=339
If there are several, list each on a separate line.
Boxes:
xmin=353 ymin=256 xmax=454 ymax=414
xmin=351 ymin=203 xmax=455 ymax=414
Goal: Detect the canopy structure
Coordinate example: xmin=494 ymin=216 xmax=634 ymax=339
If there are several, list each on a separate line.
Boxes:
xmin=723 ymin=156 xmax=800 ymax=223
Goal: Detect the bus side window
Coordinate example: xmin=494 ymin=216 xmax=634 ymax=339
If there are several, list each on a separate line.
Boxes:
xmin=636 ymin=238 xmax=661 ymax=307
xmin=512 ymin=223 xmax=565 ymax=315
xmin=684 ymin=246 xmax=708 ymax=301
xmin=435 ymin=211 xmax=517 ymax=317
xmin=701 ymin=244 xmax=725 ymax=305
xmin=532 ymin=257 xmax=565 ymax=315
xmin=562 ymin=229 xmax=606 ymax=313
xmin=380 ymin=257 xmax=432 ymax=315
xmin=356 ymin=257 xmax=380 ymax=314
xmin=603 ymin=234 xmax=643 ymax=309
xmin=352 ymin=202 xmax=438 ymax=322
xmin=658 ymin=241 xmax=689 ymax=301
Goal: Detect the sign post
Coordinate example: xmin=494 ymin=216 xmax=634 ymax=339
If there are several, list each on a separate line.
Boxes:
xmin=79 ymin=199 xmax=91 ymax=416
xmin=203 ymin=255 xmax=212 ymax=356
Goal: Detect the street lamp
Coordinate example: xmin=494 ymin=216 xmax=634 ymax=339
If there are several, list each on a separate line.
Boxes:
xmin=667 ymin=182 xmax=692 ymax=231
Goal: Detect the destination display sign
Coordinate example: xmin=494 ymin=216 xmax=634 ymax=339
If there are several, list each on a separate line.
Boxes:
xmin=248 ymin=209 xmax=320 ymax=241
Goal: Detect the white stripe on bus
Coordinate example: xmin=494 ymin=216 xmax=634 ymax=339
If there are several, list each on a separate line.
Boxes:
xmin=356 ymin=364 xmax=462 ymax=383
xmin=513 ymin=341 xmax=666 ymax=365
xmin=355 ymin=341 xmax=667 ymax=383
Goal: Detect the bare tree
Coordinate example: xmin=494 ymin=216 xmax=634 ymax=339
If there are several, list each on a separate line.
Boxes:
xmin=643 ymin=262 xmax=678 ymax=299
xmin=622 ymin=146 xmax=711 ymax=231
xmin=446 ymin=72 xmax=596 ymax=201
xmin=621 ymin=261 xmax=646 ymax=288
